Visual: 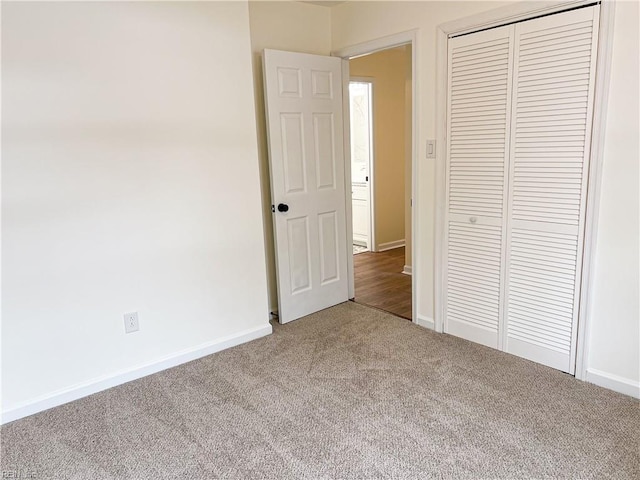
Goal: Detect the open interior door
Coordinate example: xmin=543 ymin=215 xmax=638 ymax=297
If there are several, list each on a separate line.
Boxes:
xmin=263 ymin=49 xmax=349 ymax=324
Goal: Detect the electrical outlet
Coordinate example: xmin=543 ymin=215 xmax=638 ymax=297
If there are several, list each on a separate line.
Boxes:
xmin=124 ymin=312 xmax=139 ymax=333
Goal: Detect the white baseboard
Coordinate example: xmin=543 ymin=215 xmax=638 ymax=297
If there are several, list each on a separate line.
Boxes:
xmin=402 ymin=265 xmax=412 ymax=275
xmin=1 ymin=323 xmax=273 ymax=425
xmin=585 ymin=368 xmax=640 ymax=399
xmin=415 ymin=315 xmax=435 ymax=330
xmin=378 ymin=239 xmax=405 ymax=252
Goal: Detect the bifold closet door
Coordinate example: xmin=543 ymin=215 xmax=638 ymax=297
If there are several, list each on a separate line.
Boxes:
xmin=504 ymin=6 xmax=600 ymax=373
xmin=444 ymin=25 xmax=514 ymax=349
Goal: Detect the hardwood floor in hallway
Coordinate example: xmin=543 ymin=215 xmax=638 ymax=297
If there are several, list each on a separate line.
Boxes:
xmin=353 ymin=246 xmax=412 ymax=320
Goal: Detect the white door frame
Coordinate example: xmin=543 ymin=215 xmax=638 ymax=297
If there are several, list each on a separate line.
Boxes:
xmin=433 ymin=0 xmax=616 ymax=380
xmin=349 ymin=77 xmax=376 ymax=252
xmin=333 ymin=30 xmax=419 ymax=324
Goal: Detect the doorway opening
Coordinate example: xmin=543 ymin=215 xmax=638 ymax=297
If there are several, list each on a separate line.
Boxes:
xmin=349 ymin=79 xmax=374 ymax=254
xmin=347 ymin=44 xmax=413 ymax=320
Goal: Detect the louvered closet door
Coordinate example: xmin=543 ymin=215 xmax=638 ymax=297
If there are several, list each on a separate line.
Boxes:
xmin=504 ymin=6 xmax=600 ymax=373
xmin=444 ymin=25 xmax=514 ymax=349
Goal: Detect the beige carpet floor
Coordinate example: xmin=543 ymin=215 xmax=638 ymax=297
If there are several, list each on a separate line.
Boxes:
xmin=1 ymin=302 xmax=638 ymax=479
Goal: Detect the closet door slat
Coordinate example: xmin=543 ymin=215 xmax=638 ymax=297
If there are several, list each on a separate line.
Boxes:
xmin=504 ymin=5 xmax=599 ymax=373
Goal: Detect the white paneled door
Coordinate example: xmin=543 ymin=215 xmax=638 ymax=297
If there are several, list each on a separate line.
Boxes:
xmin=444 ymin=5 xmax=600 ymax=373
xmin=263 ymin=49 xmax=349 ymax=324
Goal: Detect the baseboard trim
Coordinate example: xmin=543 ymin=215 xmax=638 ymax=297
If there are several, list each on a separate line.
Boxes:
xmin=585 ymin=368 xmax=640 ymax=399
xmin=415 ymin=315 xmax=435 ymax=330
xmin=1 ymin=323 xmax=273 ymax=425
xmin=378 ymin=240 xmax=405 ymax=252
xmin=402 ymin=265 xmax=412 ymax=275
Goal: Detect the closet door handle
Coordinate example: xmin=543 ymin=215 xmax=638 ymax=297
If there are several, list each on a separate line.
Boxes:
xmin=469 ymin=217 xmax=477 ymax=224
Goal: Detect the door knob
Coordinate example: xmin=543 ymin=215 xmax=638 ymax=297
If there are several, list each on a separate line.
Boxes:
xmin=277 ymin=203 xmax=289 ymax=213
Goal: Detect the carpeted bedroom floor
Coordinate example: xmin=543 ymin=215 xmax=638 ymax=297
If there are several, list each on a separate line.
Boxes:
xmin=1 ymin=302 xmax=638 ymax=479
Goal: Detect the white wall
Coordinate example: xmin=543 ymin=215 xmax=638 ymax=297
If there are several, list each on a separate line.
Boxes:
xmin=331 ymin=0 xmax=639 ymax=395
xmin=2 ymin=1 xmax=271 ymax=419
xmin=248 ymin=1 xmax=332 ymax=312
xmin=585 ymin=0 xmax=639 ymax=394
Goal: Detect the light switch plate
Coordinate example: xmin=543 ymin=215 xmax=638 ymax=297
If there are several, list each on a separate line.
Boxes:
xmin=426 ymin=140 xmax=436 ymax=159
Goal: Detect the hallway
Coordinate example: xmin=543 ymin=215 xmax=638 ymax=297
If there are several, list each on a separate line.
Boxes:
xmin=353 ymin=247 xmax=412 ymax=320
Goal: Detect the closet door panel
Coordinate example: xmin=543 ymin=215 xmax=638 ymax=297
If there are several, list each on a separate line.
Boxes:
xmin=446 ymin=219 xmax=504 ymax=348
xmin=504 ymin=6 xmax=600 ymax=372
xmin=444 ymin=25 xmax=514 ymax=348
